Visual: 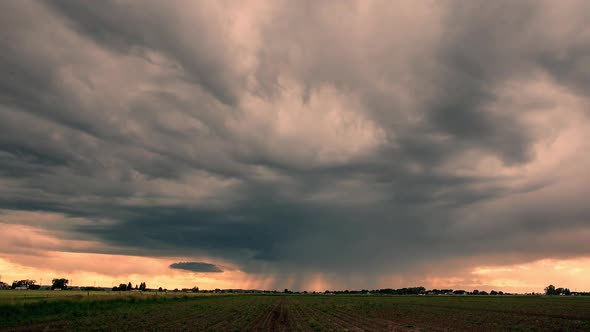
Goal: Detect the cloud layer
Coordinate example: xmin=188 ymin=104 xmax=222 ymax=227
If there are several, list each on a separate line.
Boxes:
xmin=170 ymin=262 xmax=223 ymax=273
xmin=1 ymin=0 xmax=590 ymax=290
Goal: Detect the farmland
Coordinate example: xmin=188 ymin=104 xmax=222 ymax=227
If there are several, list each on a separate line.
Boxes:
xmin=1 ymin=292 xmax=590 ymax=331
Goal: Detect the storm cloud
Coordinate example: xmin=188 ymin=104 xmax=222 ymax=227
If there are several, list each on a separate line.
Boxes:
xmin=1 ymin=0 xmax=590 ymax=290
xmin=170 ymin=262 xmax=223 ymax=273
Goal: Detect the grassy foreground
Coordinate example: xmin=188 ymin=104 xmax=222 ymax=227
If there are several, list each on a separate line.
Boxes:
xmin=0 ymin=290 xmax=201 ymax=305
xmin=1 ymin=292 xmax=589 ymax=331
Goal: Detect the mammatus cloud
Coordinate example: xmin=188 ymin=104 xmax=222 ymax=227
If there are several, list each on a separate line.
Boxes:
xmin=170 ymin=262 xmax=223 ymax=273
xmin=1 ymin=0 xmax=590 ymax=291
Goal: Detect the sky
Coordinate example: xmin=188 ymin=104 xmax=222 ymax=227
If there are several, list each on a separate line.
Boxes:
xmin=1 ymin=0 xmax=590 ymax=293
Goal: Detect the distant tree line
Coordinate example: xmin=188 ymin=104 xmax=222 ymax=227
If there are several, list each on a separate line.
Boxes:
xmin=320 ymin=287 xmax=507 ymax=295
xmin=112 ymin=282 xmax=148 ymax=291
xmin=322 ymin=287 xmax=427 ymax=295
xmin=2 ymin=278 xmax=589 ymax=296
xmin=372 ymin=287 xmax=426 ymax=295
xmin=544 ymin=284 xmax=571 ymax=296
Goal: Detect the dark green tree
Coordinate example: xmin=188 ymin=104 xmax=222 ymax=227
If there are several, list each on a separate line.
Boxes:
xmin=545 ymin=284 xmax=557 ymax=295
xmin=12 ymin=279 xmax=36 ymax=289
xmin=51 ymin=278 xmax=69 ymax=290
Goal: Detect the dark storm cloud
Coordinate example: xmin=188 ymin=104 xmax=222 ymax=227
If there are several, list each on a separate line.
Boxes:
xmin=44 ymin=0 xmax=244 ymax=105
xmin=1 ymin=0 xmax=590 ymax=289
xmin=170 ymin=262 xmax=223 ymax=273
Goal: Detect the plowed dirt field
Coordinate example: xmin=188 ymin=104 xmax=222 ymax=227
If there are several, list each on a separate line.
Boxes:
xmin=1 ymin=293 xmax=589 ymax=331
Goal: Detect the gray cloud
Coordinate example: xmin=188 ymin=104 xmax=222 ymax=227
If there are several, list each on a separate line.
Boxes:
xmin=1 ymin=0 xmax=590 ymax=290
xmin=170 ymin=262 xmax=223 ymax=273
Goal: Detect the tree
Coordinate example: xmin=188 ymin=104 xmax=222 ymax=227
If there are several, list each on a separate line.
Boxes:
xmin=118 ymin=283 xmax=127 ymax=291
xmin=564 ymin=288 xmax=571 ymax=296
xmin=490 ymin=290 xmax=498 ymax=295
xmin=51 ymin=278 xmax=69 ymax=290
xmin=191 ymin=286 xmax=199 ymax=293
xmin=127 ymin=282 xmax=132 ymax=291
xmin=545 ymin=284 xmax=557 ymax=295
xmin=139 ymin=282 xmax=147 ymax=291
xmin=12 ymin=279 xmax=36 ymax=289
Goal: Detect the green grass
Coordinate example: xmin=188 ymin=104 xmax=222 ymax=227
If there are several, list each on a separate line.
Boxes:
xmin=308 ymin=319 xmax=322 ymax=331
xmin=0 ymin=289 xmax=203 ymax=304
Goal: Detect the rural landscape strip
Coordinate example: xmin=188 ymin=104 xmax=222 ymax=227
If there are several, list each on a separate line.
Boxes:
xmin=1 ymin=292 xmax=590 ymax=331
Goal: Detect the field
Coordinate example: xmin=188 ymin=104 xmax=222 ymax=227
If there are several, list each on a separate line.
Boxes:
xmin=1 ymin=291 xmax=590 ymax=331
